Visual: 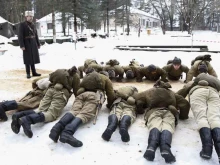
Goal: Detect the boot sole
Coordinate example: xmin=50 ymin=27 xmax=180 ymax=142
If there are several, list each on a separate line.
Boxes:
xmin=101 ymin=129 xmax=113 ymax=141
xmin=119 ymin=129 xmax=130 ymax=142
xmin=161 ymin=152 xmax=176 ymax=163
xmin=143 ymin=150 xmax=155 ymax=161
xmin=49 ymin=130 xmax=59 ymax=143
xmin=60 ymin=136 xmax=83 ymax=147
xmin=11 ymin=120 xmax=20 ymax=134
xmin=18 ymin=119 xmax=33 ymax=138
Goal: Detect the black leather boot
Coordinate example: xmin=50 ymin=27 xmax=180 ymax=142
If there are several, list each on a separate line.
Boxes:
xmin=212 ymin=128 xmax=220 ymax=164
xmin=160 ymin=130 xmax=176 ymax=164
xmin=49 ymin=113 xmax=75 ymax=142
xmin=119 ymin=115 xmax=131 ymax=142
xmin=31 ymin=65 xmax=41 ymax=77
xmin=102 ymin=114 xmax=118 ymax=141
xmin=144 ymin=128 xmax=161 ymax=161
xmin=0 ymin=100 xmax=18 ymax=121
xmin=11 ymin=110 xmax=35 ymax=134
xmin=19 ymin=112 xmax=45 ymax=138
xmin=199 ymin=127 xmax=213 ymax=159
xmin=59 ymin=117 xmax=83 ymax=147
xmin=25 ymin=64 xmax=31 ymax=79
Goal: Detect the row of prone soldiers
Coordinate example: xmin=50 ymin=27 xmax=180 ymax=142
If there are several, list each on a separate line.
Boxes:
xmin=0 ymin=60 xmax=220 ymax=164
xmin=78 ymin=54 xmax=217 ymax=83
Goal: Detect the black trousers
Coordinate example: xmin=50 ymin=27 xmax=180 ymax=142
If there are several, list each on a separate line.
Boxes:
xmin=25 ymin=64 xmax=36 ymax=74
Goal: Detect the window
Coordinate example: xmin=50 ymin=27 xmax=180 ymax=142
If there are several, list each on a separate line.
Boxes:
xmin=142 ymin=19 xmax=145 ymax=26
xmin=68 ymin=23 xmax=72 ymax=29
xmin=47 ymin=23 xmax=52 ymax=29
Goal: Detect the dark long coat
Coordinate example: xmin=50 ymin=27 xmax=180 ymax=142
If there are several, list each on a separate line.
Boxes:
xmin=18 ymin=21 xmax=40 ymax=65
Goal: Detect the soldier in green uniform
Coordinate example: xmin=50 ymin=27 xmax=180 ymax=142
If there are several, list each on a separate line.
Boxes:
xmin=123 ymin=59 xmax=144 ymax=79
xmin=185 ymin=55 xmax=217 ymax=83
xmin=78 ymin=59 xmax=103 ymax=78
xmin=134 ymin=80 xmax=190 ymax=164
xmin=134 ymin=64 xmax=168 ymax=82
xmin=49 ymin=69 xmax=115 ymax=147
xmin=163 ymin=57 xmax=189 ymax=81
xmin=0 ymin=76 xmax=50 ymax=121
xmin=103 ymin=59 xmax=124 ymax=82
xmin=11 ymin=66 xmax=80 ymax=138
xmin=102 ymin=86 xmax=138 ymax=142
xmin=177 ymin=73 xmax=220 ymax=163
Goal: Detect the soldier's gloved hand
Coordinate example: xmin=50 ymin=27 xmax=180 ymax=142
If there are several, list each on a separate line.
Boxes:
xmin=184 ymin=80 xmax=187 ymax=83
xmin=203 ymin=54 xmax=212 ymax=61
xmin=140 ymin=64 xmax=144 ymax=67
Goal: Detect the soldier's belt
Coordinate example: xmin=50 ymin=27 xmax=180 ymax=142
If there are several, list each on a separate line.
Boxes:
xmin=25 ymin=36 xmax=35 ymax=39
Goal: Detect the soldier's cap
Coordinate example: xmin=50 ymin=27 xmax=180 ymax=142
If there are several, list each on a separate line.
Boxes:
xmin=198 ymin=63 xmax=208 ymax=73
xmin=25 ymin=11 xmax=34 ymax=17
xmin=172 ymin=57 xmax=181 ymax=65
xmin=108 ymin=69 xmax=115 ymax=78
xmin=147 ymin=64 xmax=156 ymax=72
xmin=85 ymin=67 xmax=95 ymax=74
xmin=68 ymin=66 xmax=77 ymax=75
xmin=126 ymin=70 xmax=134 ymax=79
xmin=99 ymin=71 xmax=109 ymax=77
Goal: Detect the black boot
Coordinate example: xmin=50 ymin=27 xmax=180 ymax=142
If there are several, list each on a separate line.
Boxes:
xmin=25 ymin=64 xmax=31 ymax=79
xmin=102 ymin=114 xmax=118 ymax=141
xmin=199 ymin=127 xmax=213 ymax=159
xmin=49 ymin=113 xmax=75 ymax=142
xmin=212 ymin=128 xmax=220 ymax=164
xmin=144 ymin=128 xmax=161 ymax=161
xmin=59 ymin=117 xmax=83 ymax=147
xmin=160 ymin=130 xmax=176 ymax=164
xmin=119 ymin=115 xmax=131 ymax=142
xmin=11 ymin=110 xmax=35 ymax=134
xmin=0 ymin=100 xmax=17 ymax=121
xmin=19 ymin=112 xmax=45 ymax=138
xmin=31 ymin=65 xmax=41 ymax=77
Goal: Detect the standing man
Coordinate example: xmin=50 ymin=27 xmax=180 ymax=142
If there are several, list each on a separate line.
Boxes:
xmin=18 ymin=11 xmax=41 ymax=79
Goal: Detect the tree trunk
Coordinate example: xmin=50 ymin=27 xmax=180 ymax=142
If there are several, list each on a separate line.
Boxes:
xmin=107 ymin=0 xmax=109 ymax=36
xmin=125 ymin=0 xmax=130 ymax=35
xmin=62 ymin=12 xmax=66 ymax=36
xmin=52 ymin=9 xmax=56 ymax=43
xmin=73 ymin=0 xmax=77 ymax=33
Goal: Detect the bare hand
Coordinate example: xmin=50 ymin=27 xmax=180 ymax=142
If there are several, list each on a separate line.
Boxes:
xmin=21 ymin=47 xmax=25 ymax=50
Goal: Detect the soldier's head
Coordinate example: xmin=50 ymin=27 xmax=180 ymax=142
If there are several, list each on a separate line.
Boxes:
xmin=154 ymin=80 xmax=172 ymax=89
xmin=85 ymin=67 xmax=95 ymax=74
xmin=25 ymin=11 xmax=34 ymax=22
xmin=108 ymin=69 xmax=115 ymax=79
xmin=68 ymin=66 xmax=77 ymax=76
xmin=172 ymin=57 xmax=181 ymax=70
xmin=198 ymin=63 xmax=208 ymax=73
xmin=147 ymin=64 xmax=157 ymax=74
xmin=126 ymin=70 xmax=134 ymax=79
xmin=99 ymin=71 xmax=109 ymax=77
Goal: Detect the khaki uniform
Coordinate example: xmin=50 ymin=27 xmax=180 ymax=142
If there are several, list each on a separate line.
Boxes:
xmin=134 ymin=66 xmax=167 ymax=82
xmin=186 ymin=60 xmax=217 ymax=83
xmin=104 ymin=59 xmax=124 ymax=80
xmin=123 ymin=60 xmax=141 ymax=78
xmin=36 ymin=70 xmax=80 ymax=122
xmin=70 ymin=72 xmax=115 ymax=123
xmin=109 ymin=86 xmax=137 ymax=123
xmin=78 ymin=59 xmax=103 ymax=78
xmin=178 ymin=73 xmax=220 ymax=130
xmin=17 ymin=76 xmax=49 ymax=111
xmin=163 ymin=64 xmax=189 ymax=80
xmin=135 ymin=87 xmax=190 ymax=134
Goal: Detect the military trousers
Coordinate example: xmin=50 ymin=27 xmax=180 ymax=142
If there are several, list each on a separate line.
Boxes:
xmin=146 ymin=109 xmax=175 ymax=134
xmin=190 ymin=87 xmax=220 ymax=130
xmin=35 ymin=87 xmax=70 ymax=122
xmin=17 ymin=88 xmax=44 ymax=111
xmin=70 ymin=91 xmax=105 ymax=123
xmin=110 ymin=102 xmax=136 ymax=123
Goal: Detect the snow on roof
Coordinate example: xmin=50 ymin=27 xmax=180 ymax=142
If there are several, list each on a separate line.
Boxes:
xmin=37 ymin=12 xmax=80 ymax=23
xmin=0 ymin=16 xmax=14 ymax=24
xmin=130 ymin=7 xmax=160 ymax=20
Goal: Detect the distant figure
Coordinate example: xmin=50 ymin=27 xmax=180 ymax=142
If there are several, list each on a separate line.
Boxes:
xmin=163 ymin=57 xmax=189 ymax=81
xmin=18 ymin=11 xmax=41 ymax=79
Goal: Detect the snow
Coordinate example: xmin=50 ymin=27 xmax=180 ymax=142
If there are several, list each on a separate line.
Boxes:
xmin=0 ymin=30 xmax=220 ymax=165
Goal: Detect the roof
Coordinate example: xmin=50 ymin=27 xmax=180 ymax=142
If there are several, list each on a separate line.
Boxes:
xmin=37 ymin=12 xmax=80 ymax=23
xmin=0 ymin=16 xmax=13 ymax=24
xmin=130 ymin=7 xmax=160 ymax=20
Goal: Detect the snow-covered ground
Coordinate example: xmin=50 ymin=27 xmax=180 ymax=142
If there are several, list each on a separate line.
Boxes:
xmin=0 ymin=31 xmax=220 ymax=165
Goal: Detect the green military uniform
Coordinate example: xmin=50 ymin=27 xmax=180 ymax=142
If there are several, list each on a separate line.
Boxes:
xmin=177 ymin=73 xmax=220 ymax=161
xmin=35 ymin=69 xmax=80 ymax=122
xmin=78 ymin=59 xmax=103 ymax=78
xmin=134 ymin=66 xmax=167 ymax=82
xmin=69 ymin=71 xmax=115 ymax=123
xmin=163 ymin=64 xmax=189 ymax=81
xmin=103 ymin=59 xmax=124 ymax=81
xmin=134 ymin=81 xmax=189 ymax=163
xmin=186 ymin=60 xmax=217 ymax=83
xmin=123 ymin=60 xmax=141 ymax=79
xmin=17 ymin=76 xmax=49 ymax=111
